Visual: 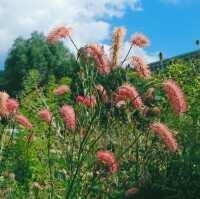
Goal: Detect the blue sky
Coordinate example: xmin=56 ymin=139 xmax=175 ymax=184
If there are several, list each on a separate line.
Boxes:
xmin=109 ymin=0 xmax=200 ymax=59
xmin=0 ymin=0 xmax=200 ymax=70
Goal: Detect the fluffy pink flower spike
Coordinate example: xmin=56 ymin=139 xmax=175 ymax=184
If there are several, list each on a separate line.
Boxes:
xmin=96 ymin=85 xmax=109 ymax=104
xmin=130 ymin=32 xmax=150 ymax=48
xmin=96 ymin=150 xmax=118 ymax=172
xmin=0 ymin=92 xmax=9 ymax=117
xmin=38 ymin=110 xmax=52 ymax=123
xmin=115 ymin=84 xmax=144 ymax=110
xmin=85 ymin=44 xmax=110 ymax=75
xmin=76 ymin=96 xmax=96 ymax=107
xmin=54 ymin=85 xmax=70 ymax=96
xmin=0 ymin=92 xmax=19 ymax=117
xmin=15 ymin=115 xmax=33 ymax=129
xmin=129 ymin=56 xmax=152 ymax=80
xmin=47 ymin=25 xmax=71 ymax=43
xmin=163 ymin=79 xmax=187 ymax=115
xmin=5 ymin=98 xmax=19 ymax=115
xmin=60 ymin=105 xmax=76 ymax=131
xmin=150 ymin=122 xmax=179 ymax=153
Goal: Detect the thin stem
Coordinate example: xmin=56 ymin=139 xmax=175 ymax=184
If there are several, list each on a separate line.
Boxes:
xmin=47 ymin=122 xmax=53 ymax=199
xmin=69 ymin=35 xmax=79 ymax=52
xmin=121 ymin=43 xmax=133 ymax=65
xmin=25 ymin=142 xmax=29 ymax=199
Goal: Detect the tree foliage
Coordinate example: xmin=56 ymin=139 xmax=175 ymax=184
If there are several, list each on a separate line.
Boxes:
xmin=0 ymin=31 xmax=76 ymax=96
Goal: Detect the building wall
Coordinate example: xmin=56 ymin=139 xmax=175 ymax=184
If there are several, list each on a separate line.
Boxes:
xmin=149 ymin=50 xmax=200 ymax=73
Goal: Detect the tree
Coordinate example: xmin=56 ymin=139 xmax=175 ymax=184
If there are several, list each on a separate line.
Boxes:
xmin=0 ymin=31 xmax=76 ymax=96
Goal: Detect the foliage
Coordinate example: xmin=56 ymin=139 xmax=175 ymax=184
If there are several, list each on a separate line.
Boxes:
xmin=135 ymin=60 xmax=200 ymax=199
xmin=0 ymin=31 xmax=76 ymax=96
xmin=0 ymin=25 xmax=199 ymax=199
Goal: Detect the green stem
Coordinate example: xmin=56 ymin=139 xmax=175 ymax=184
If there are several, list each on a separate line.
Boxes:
xmin=25 ymin=142 xmax=29 ymax=198
xmin=0 ymin=124 xmax=16 ymax=173
xmin=47 ymin=122 xmax=53 ymax=199
xmin=121 ymin=44 xmax=133 ymax=65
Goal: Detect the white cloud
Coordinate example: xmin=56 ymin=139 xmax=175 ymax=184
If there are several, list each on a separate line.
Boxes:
xmin=0 ymin=0 xmax=157 ymax=68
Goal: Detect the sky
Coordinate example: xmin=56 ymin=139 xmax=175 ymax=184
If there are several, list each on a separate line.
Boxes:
xmin=0 ymin=0 xmax=200 ymax=70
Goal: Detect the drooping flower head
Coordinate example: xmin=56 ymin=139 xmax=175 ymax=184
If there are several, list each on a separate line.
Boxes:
xmin=115 ymin=84 xmax=144 ymax=110
xmin=96 ymin=84 xmax=109 ymax=104
xmin=60 ymin=105 xmax=76 ymax=131
xmin=15 ymin=115 xmax=33 ymax=129
xmin=129 ymin=56 xmax=152 ymax=80
xmin=163 ymin=79 xmax=187 ymax=115
xmin=76 ymin=96 xmax=96 ymax=107
xmin=96 ymin=150 xmax=118 ymax=172
xmin=46 ymin=24 xmax=71 ymax=43
xmin=150 ymin=122 xmax=179 ymax=153
xmin=130 ymin=32 xmax=150 ymax=48
xmin=110 ymin=27 xmax=126 ymax=69
xmin=85 ymin=44 xmax=110 ymax=75
xmin=54 ymin=85 xmax=70 ymax=96
xmin=33 ymin=182 xmax=43 ymax=191
xmin=38 ymin=110 xmax=52 ymax=123
xmin=125 ymin=187 xmax=138 ymax=198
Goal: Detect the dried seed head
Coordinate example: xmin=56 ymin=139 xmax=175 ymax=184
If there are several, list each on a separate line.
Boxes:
xmin=110 ymin=27 xmax=127 ymax=69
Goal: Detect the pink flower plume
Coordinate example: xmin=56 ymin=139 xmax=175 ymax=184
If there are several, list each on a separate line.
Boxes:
xmin=0 ymin=92 xmax=19 ymax=117
xmin=0 ymin=92 xmax=9 ymax=117
xmin=115 ymin=84 xmax=144 ymax=110
xmin=96 ymin=85 xmax=109 ymax=104
xmin=38 ymin=110 xmax=52 ymax=123
xmin=150 ymin=122 xmax=179 ymax=153
xmin=163 ymin=79 xmax=187 ymax=115
xmin=85 ymin=44 xmax=110 ymax=75
xmin=129 ymin=56 xmax=152 ymax=80
xmin=76 ymin=96 xmax=96 ymax=107
xmin=15 ymin=115 xmax=33 ymax=129
xmin=96 ymin=150 xmax=118 ymax=172
xmin=130 ymin=32 xmax=150 ymax=48
xmin=60 ymin=105 xmax=76 ymax=131
xmin=5 ymin=99 xmax=19 ymax=115
xmin=46 ymin=25 xmax=71 ymax=44
xmin=54 ymin=85 xmax=70 ymax=96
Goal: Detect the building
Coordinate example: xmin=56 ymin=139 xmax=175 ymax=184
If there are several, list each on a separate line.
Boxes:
xmin=149 ymin=49 xmax=200 ymax=73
